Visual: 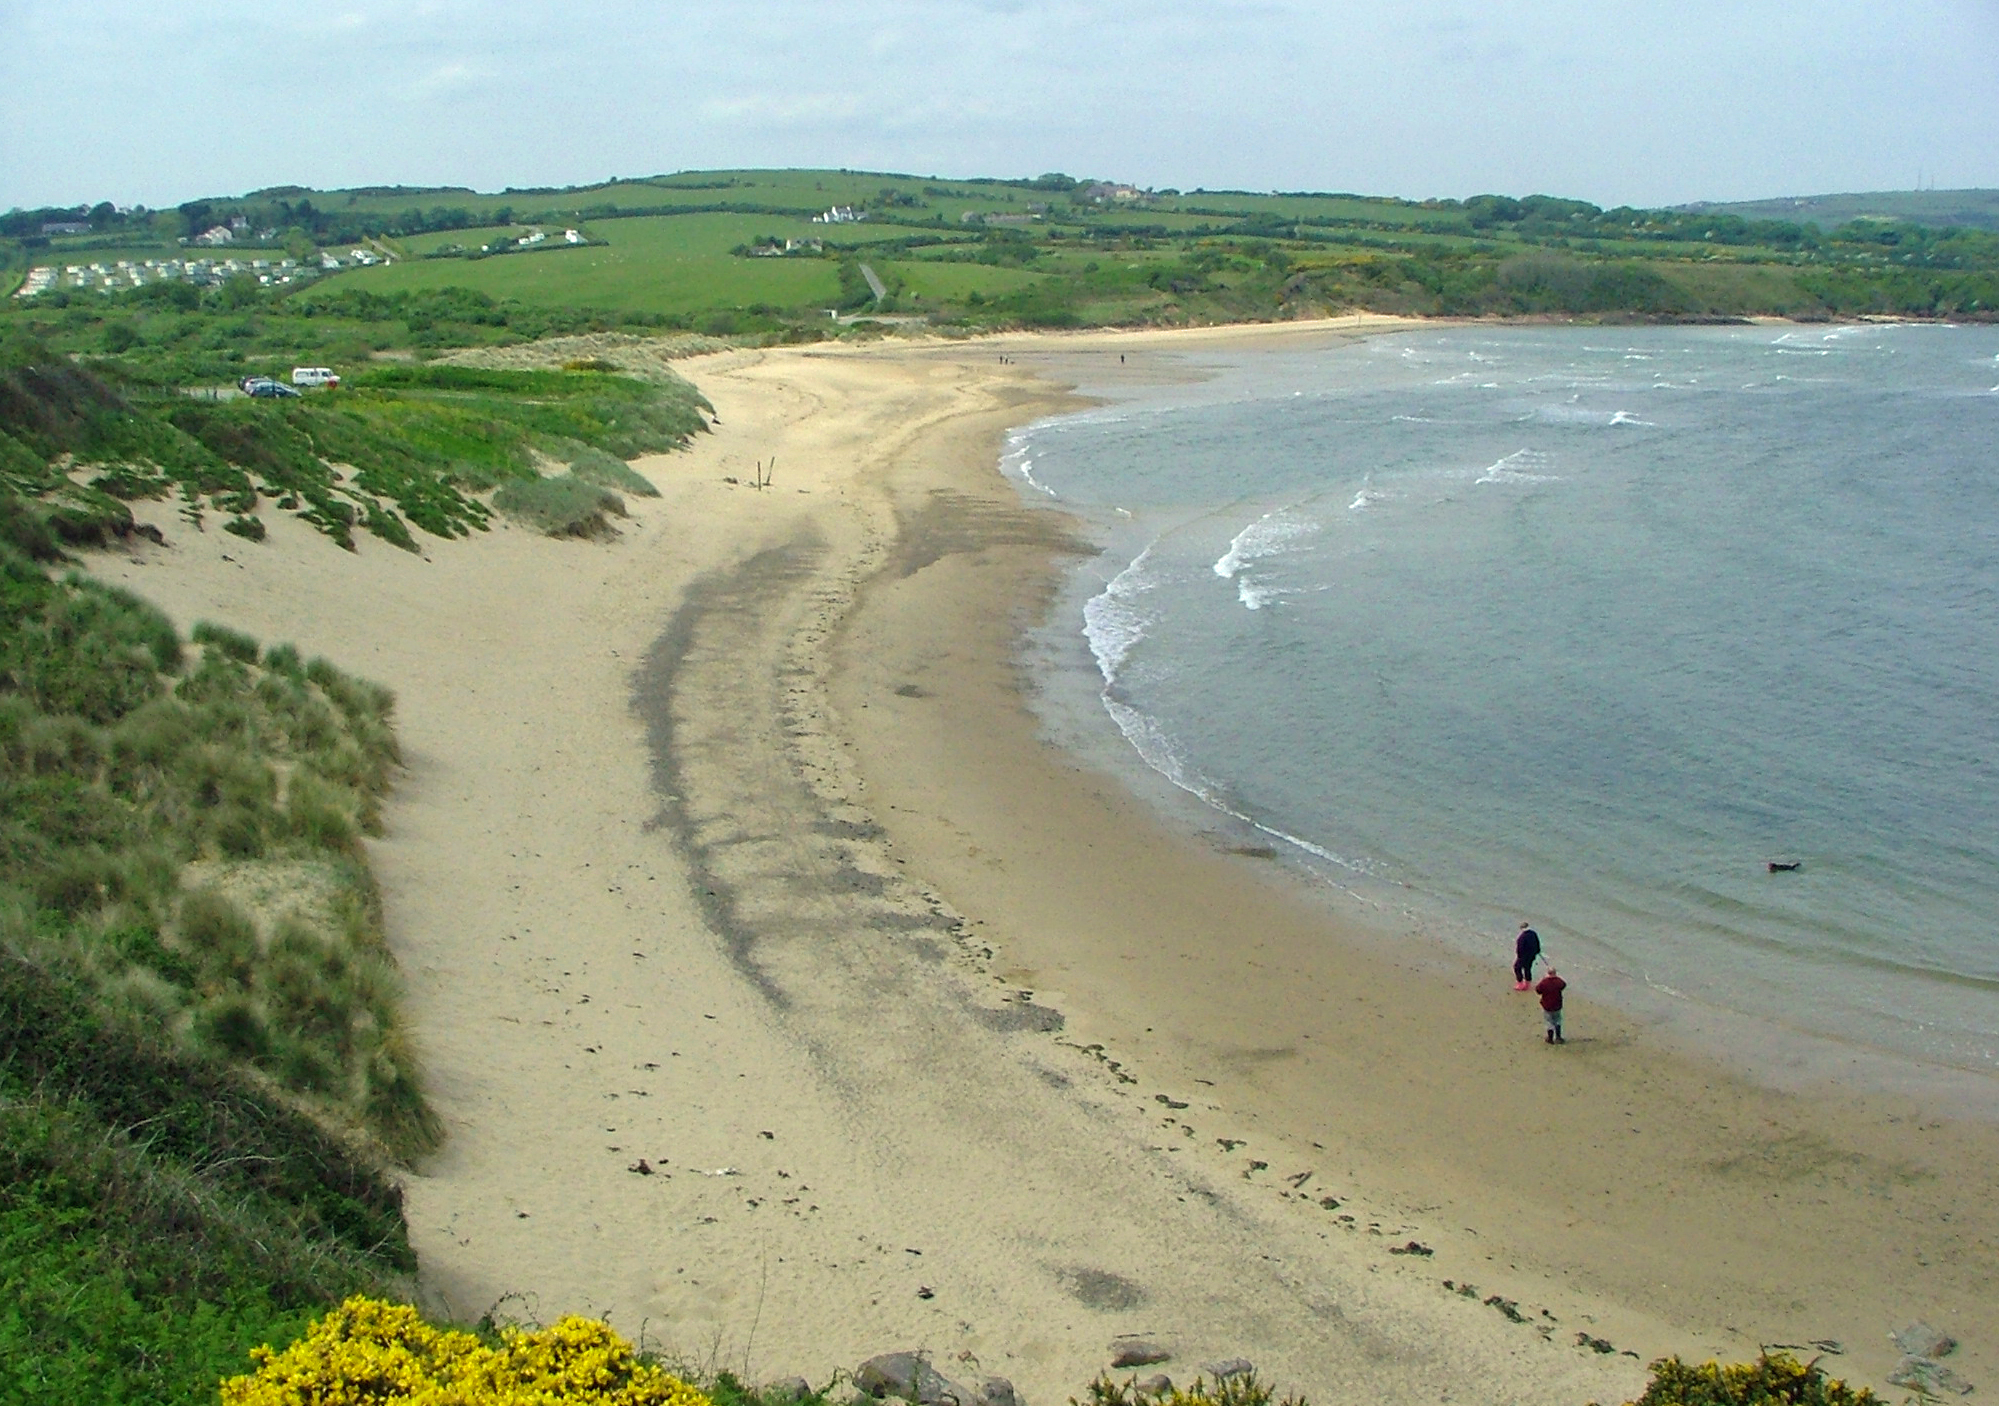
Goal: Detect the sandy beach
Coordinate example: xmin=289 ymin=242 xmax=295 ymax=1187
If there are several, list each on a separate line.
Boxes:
xmin=90 ymin=318 xmax=1996 ymax=1404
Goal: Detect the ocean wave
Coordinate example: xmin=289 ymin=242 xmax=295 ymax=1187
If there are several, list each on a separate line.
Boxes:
xmin=1237 ymin=580 xmax=1284 ymax=611
xmin=1083 ymin=543 xmax=1160 ymax=685
xmin=1213 ymin=506 xmax=1323 ymax=581
xmin=1096 ymin=696 xmax=1373 ymax=876
xmin=1099 ymin=694 xmax=1212 ymax=798
xmin=1246 ymin=820 xmax=1374 ymax=875
xmin=998 ymin=431 xmax=1059 ymax=498
xmin=1475 ymin=448 xmax=1559 ymax=484
xmin=1525 ymin=403 xmax=1655 ymax=427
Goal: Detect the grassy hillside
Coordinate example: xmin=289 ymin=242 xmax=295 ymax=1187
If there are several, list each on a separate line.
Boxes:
xmin=0 ymin=510 xmax=427 ymax=1402
xmin=1681 ymin=188 xmax=1999 ymax=232
xmin=12 ymin=170 xmax=1998 ymax=339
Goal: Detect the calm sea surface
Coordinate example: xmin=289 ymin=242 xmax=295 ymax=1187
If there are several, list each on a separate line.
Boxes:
xmin=1006 ymin=324 xmax=1999 ymax=1083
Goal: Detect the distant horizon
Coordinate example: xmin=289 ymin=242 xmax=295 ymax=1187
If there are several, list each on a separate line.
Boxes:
xmin=9 ymin=166 xmax=1999 ymax=219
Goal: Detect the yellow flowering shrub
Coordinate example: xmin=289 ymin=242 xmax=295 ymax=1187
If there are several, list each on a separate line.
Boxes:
xmin=221 ymin=1296 xmax=716 ymax=1406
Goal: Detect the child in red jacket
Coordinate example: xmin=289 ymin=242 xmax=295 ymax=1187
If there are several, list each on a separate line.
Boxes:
xmin=1535 ymin=968 xmax=1567 ymax=1044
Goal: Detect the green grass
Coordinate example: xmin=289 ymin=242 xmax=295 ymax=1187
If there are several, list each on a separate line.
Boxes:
xmin=1 ymin=348 xmax=710 ymax=551
xmin=876 ymin=259 xmax=1048 ymax=304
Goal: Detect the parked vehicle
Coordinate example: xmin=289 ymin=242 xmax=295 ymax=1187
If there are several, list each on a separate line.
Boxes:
xmin=244 ymin=378 xmax=299 ymax=399
xmin=291 ymin=366 xmax=340 ymax=388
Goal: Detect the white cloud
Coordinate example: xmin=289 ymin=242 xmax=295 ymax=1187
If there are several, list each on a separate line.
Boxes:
xmin=411 ymin=61 xmax=492 ymax=97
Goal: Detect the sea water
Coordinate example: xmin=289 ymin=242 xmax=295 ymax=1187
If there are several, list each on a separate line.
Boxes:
xmin=1005 ymin=324 xmax=1999 ymax=1089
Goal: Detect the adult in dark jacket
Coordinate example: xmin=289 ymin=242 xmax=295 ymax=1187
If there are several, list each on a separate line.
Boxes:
xmin=1512 ymin=923 xmax=1542 ymax=990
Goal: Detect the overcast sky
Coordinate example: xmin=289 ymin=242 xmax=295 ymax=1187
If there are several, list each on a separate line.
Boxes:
xmin=3 ymin=0 xmax=1996 ymax=212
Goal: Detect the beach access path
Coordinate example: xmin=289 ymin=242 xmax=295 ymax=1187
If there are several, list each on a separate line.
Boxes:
xmin=89 ymin=319 xmax=1996 ymax=1403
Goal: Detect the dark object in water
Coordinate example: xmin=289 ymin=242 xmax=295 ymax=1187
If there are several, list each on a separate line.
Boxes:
xmin=1767 ymin=860 xmax=1802 ymax=873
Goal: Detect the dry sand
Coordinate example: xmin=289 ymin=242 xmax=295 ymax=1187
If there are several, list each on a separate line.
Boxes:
xmin=89 ymin=318 xmax=1996 ymax=1404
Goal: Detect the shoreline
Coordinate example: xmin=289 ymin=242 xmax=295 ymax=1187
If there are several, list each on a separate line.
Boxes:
xmin=825 ymin=322 xmax=1999 ymax=1394
xmin=979 ymin=322 xmax=1999 ymax=1123
xmin=79 ymin=317 xmax=1996 ymax=1401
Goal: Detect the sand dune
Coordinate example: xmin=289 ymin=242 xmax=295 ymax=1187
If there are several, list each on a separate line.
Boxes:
xmin=90 ymin=321 xmax=1995 ymax=1403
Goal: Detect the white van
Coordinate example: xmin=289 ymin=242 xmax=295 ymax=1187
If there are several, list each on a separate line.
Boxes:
xmin=291 ymin=366 xmax=340 ymax=389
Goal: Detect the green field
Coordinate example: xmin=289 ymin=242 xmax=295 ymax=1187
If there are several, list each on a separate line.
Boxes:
xmin=350 ymin=213 xmax=871 ymax=313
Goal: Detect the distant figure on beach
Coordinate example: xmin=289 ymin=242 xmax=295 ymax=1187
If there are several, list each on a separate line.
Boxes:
xmin=1512 ymin=923 xmax=1541 ymax=990
xmin=1535 ymin=967 xmax=1567 ymax=1044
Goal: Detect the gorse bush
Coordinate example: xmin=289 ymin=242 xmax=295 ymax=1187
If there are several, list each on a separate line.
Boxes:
xmin=1621 ymin=1354 xmax=1880 ymax=1406
xmin=222 ymin=1297 xmax=718 ymax=1406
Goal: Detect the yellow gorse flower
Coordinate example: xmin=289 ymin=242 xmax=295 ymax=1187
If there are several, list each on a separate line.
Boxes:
xmin=222 ymin=1296 xmax=717 ymax=1406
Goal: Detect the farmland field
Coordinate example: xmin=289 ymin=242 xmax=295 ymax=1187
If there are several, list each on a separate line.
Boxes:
xmin=345 ymin=213 xmax=908 ymax=313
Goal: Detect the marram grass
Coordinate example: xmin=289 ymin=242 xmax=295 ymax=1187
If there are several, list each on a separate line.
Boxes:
xmin=223 ymin=1297 xmax=715 ymax=1406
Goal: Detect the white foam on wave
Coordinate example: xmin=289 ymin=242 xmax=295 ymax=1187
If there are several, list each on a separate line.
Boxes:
xmin=1475 ymin=448 xmax=1559 ymax=485
xmin=998 ymin=429 xmax=1058 ymax=498
xmin=1083 ymin=543 xmax=1160 ymax=684
xmin=1213 ymin=505 xmax=1326 ymax=610
xmin=1213 ymin=507 xmax=1323 ymax=580
xmin=1526 ymin=403 xmax=1654 ymax=427
xmin=1081 ymin=545 xmax=1230 ymax=804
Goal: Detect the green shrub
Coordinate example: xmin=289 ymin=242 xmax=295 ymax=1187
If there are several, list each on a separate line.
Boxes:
xmin=493 ymin=472 xmax=627 ymax=537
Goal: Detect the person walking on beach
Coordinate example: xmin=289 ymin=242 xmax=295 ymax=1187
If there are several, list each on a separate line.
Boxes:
xmin=1512 ymin=922 xmax=1542 ymax=990
xmin=1535 ymin=966 xmax=1567 ymax=1044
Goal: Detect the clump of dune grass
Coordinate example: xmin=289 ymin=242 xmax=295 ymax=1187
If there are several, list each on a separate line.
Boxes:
xmin=1077 ymin=1373 xmax=1304 ymax=1406
xmin=493 ymin=472 xmax=628 ymax=538
xmin=0 ymin=534 xmax=431 ymax=1155
xmin=564 ymin=443 xmax=662 ymax=498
